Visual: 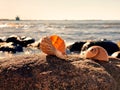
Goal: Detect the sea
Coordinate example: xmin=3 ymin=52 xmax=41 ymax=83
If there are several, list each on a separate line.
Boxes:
xmin=0 ymin=20 xmax=120 ymax=57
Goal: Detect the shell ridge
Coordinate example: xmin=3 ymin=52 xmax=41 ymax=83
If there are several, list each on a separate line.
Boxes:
xmin=92 ymin=47 xmax=100 ymax=58
xmin=40 ymin=35 xmax=66 ymax=59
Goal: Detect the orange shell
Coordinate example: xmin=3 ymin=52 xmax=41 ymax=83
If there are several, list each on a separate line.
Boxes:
xmin=50 ymin=35 xmax=66 ymax=55
xmin=40 ymin=36 xmax=56 ymax=55
xmin=40 ymin=35 xmax=66 ymax=58
xmin=80 ymin=46 xmax=109 ymax=61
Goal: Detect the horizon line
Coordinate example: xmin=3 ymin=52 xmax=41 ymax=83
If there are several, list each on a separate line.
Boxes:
xmin=1 ymin=18 xmax=120 ymax=21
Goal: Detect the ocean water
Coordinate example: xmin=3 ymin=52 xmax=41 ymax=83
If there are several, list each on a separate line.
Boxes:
xmin=0 ymin=20 xmax=120 ymax=57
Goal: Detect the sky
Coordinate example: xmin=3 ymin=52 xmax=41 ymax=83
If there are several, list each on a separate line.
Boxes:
xmin=0 ymin=0 xmax=120 ymax=20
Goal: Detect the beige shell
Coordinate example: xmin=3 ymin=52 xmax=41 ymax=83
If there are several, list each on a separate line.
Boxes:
xmin=80 ymin=46 xmax=109 ymax=61
xmin=40 ymin=35 xmax=66 ymax=59
xmin=111 ymin=51 xmax=120 ymax=58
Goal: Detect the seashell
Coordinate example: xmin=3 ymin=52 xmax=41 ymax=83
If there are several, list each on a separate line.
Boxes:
xmin=111 ymin=51 xmax=120 ymax=58
xmin=40 ymin=35 xmax=66 ymax=59
xmin=50 ymin=35 xmax=66 ymax=55
xmin=80 ymin=46 xmax=109 ymax=61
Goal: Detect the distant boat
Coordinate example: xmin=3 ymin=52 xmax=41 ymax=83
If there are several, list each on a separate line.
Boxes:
xmin=16 ymin=16 xmax=20 ymax=21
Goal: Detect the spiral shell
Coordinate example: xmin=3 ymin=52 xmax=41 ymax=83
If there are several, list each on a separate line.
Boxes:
xmin=111 ymin=51 xmax=120 ymax=58
xmin=40 ymin=35 xmax=66 ymax=59
xmin=80 ymin=46 xmax=109 ymax=61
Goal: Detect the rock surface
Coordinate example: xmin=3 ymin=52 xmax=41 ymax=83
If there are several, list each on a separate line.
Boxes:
xmin=0 ymin=54 xmax=120 ymax=90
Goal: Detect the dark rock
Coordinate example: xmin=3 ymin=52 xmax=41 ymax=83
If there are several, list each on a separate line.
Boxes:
xmin=0 ymin=54 xmax=118 ymax=90
xmin=6 ymin=35 xmax=21 ymax=45
xmin=67 ymin=41 xmax=86 ymax=53
xmin=21 ymin=37 xmax=35 ymax=47
xmin=28 ymin=40 xmax=41 ymax=48
xmin=81 ymin=41 xmax=120 ymax=55
xmin=0 ymin=42 xmax=23 ymax=53
xmin=14 ymin=43 xmax=23 ymax=52
xmin=0 ymin=37 xmax=6 ymax=42
xmin=21 ymin=36 xmax=26 ymax=40
xmin=6 ymin=35 xmax=35 ymax=47
xmin=0 ymin=39 xmax=4 ymax=42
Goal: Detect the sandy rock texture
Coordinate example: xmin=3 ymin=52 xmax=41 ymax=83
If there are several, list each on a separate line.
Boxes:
xmin=0 ymin=54 xmax=120 ymax=90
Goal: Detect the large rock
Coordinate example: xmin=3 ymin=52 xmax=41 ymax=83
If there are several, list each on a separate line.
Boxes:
xmin=0 ymin=38 xmax=4 ymax=42
xmin=81 ymin=41 xmax=120 ymax=55
xmin=0 ymin=42 xmax=23 ymax=53
xmin=98 ymin=57 xmax=120 ymax=90
xmin=0 ymin=54 xmax=119 ymax=90
xmin=67 ymin=41 xmax=86 ymax=53
xmin=0 ymin=36 xmax=6 ymax=42
xmin=6 ymin=35 xmax=21 ymax=44
xmin=67 ymin=40 xmax=120 ymax=55
xmin=6 ymin=35 xmax=35 ymax=47
xmin=21 ymin=37 xmax=35 ymax=47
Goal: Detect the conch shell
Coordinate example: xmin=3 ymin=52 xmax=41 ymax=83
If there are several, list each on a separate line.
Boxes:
xmin=80 ymin=46 xmax=109 ymax=61
xmin=40 ymin=35 xmax=66 ymax=59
